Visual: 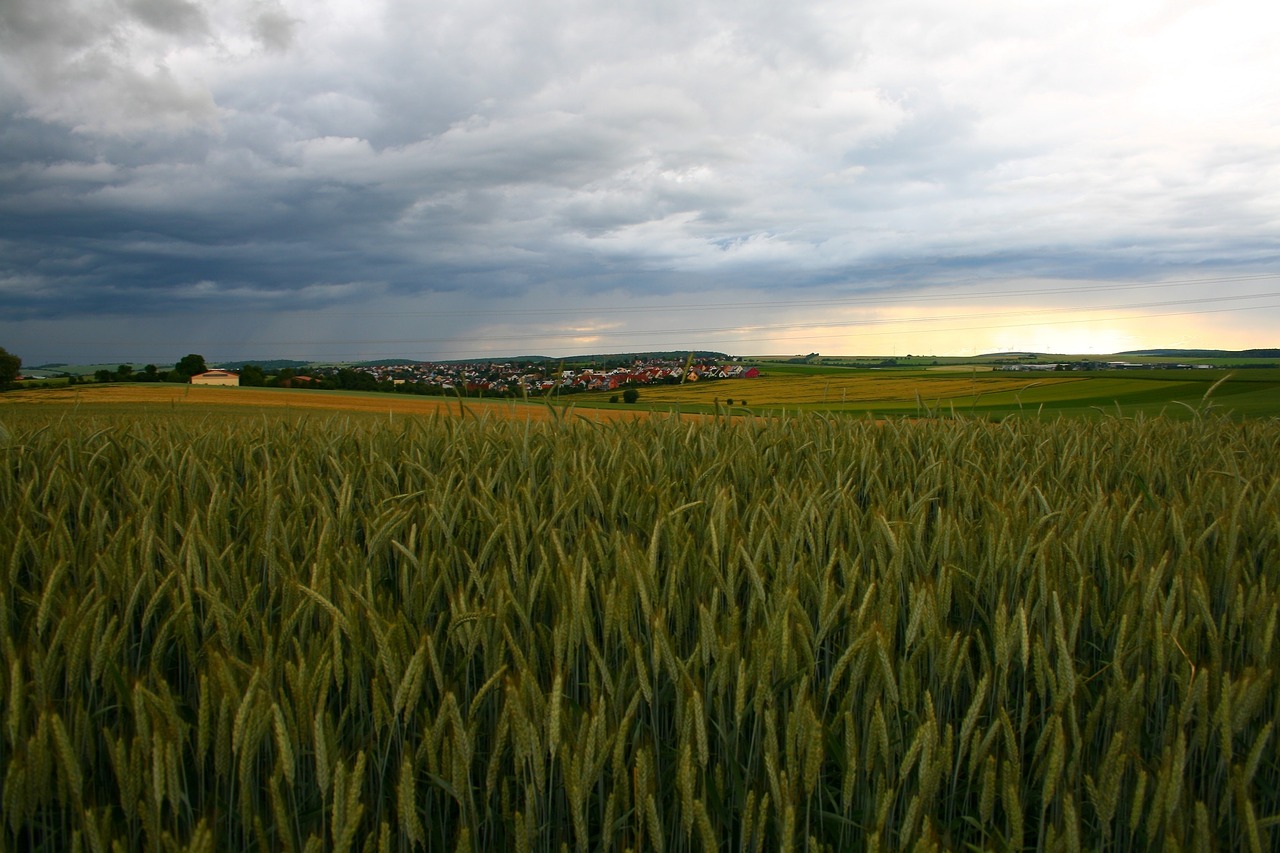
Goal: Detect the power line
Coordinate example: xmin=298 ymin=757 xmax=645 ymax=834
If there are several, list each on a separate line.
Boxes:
xmin=464 ymin=290 xmax=1280 ymax=341
xmin=378 ymin=272 xmax=1280 ymax=317
xmin=328 ymin=299 xmax=1280 ymax=360
xmin=158 ymin=272 xmax=1279 ymax=319
xmin=100 ymin=291 xmax=1280 ymax=360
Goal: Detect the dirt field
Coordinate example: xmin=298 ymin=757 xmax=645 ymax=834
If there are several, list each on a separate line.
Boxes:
xmin=0 ymin=384 xmax=680 ymax=422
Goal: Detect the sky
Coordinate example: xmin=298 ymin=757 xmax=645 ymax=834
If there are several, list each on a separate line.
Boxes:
xmin=2 ymin=0 xmax=1278 ymax=366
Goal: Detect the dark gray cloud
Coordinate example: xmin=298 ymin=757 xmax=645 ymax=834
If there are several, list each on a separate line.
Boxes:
xmin=127 ymin=0 xmax=209 ymax=36
xmin=251 ymin=3 xmax=298 ymax=52
xmin=2 ymin=0 xmax=1278 ymax=364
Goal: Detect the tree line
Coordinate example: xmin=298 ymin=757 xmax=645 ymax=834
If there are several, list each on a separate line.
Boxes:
xmin=0 ymin=346 xmax=19 ymax=390
xmin=64 ymin=353 xmax=212 ymax=386
xmin=0 ymin=350 xmax=216 ymax=389
xmin=0 ymin=351 xmax=650 ymax=401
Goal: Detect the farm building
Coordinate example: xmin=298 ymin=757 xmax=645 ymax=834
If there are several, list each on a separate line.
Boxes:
xmin=190 ymin=370 xmax=239 ymax=386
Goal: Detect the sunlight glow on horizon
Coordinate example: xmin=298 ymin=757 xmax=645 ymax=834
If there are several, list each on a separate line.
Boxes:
xmin=731 ymin=306 xmax=1268 ymax=358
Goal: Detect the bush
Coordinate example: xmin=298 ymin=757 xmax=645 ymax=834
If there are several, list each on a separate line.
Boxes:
xmin=622 ymin=388 xmax=639 ymax=404
xmin=609 ymin=395 xmax=619 ymax=403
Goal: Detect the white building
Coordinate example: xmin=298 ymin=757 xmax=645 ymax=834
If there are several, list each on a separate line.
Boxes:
xmin=190 ymin=369 xmax=240 ymax=386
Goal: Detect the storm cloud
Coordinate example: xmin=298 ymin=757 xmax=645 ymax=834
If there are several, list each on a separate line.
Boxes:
xmin=2 ymin=0 xmax=1277 ymax=364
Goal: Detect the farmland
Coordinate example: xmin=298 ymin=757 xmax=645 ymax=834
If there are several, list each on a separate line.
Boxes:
xmin=2 ymin=407 xmax=1277 ymax=851
xmin=573 ymin=365 xmax=1280 ymax=418
xmin=10 ymin=362 xmax=1280 ymax=421
xmin=0 ymin=384 xmax=674 ymax=423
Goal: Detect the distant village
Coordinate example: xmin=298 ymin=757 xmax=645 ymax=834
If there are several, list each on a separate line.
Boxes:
xmin=273 ymin=355 xmax=760 ymax=396
xmin=21 ymin=350 xmax=1253 ymax=394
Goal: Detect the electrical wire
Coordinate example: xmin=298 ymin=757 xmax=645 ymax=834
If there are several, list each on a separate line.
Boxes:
xmin=100 ymin=290 xmax=1280 ymax=362
xmin=174 ymin=271 xmax=1279 ymax=319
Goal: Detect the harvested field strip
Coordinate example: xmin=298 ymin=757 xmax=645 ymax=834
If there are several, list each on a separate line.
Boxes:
xmin=586 ymin=373 xmax=1084 ymax=405
xmin=0 ymin=384 xmax=667 ymax=422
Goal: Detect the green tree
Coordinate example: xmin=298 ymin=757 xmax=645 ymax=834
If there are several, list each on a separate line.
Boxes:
xmin=142 ymin=364 xmax=159 ymax=382
xmin=0 ymin=346 xmax=19 ymax=390
xmin=95 ymin=368 xmax=114 ymax=383
xmin=117 ymin=364 xmax=133 ymax=380
xmin=175 ymin=353 xmax=207 ymax=378
xmin=239 ymin=364 xmax=266 ymax=387
xmin=623 ymin=387 xmax=639 ymax=404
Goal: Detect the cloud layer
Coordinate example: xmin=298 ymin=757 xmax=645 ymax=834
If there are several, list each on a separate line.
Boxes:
xmin=2 ymin=0 xmax=1278 ymax=363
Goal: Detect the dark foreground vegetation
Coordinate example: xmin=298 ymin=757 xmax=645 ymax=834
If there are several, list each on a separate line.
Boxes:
xmin=1 ymin=411 xmax=1277 ymax=851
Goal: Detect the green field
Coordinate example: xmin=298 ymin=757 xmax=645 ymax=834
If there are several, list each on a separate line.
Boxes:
xmin=2 ymin=408 xmax=1277 ymax=851
xmin=570 ymin=367 xmax=1280 ymax=418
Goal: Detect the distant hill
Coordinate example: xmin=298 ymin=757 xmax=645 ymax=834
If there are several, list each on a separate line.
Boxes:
xmin=215 ymin=359 xmax=312 ymax=371
xmin=969 ymin=348 xmax=1278 ymax=360
xmin=353 ymin=359 xmax=431 ymax=367
xmin=555 ymin=350 xmax=731 ymax=363
xmin=1118 ymin=348 xmax=1280 ymax=359
xmin=355 ymin=351 xmax=732 ymax=366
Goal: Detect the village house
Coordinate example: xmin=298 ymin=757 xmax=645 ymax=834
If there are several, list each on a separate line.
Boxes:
xmin=308 ymin=355 xmax=760 ymax=397
xmin=190 ymin=369 xmax=240 ymax=386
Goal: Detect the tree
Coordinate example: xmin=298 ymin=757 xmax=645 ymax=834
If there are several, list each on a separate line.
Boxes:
xmin=117 ymin=364 xmax=133 ymax=380
xmin=175 ymin=353 xmax=207 ymax=378
xmin=623 ymin=388 xmax=639 ymax=404
xmin=0 ymin=346 xmax=19 ymax=390
xmin=333 ymin=368 xmax=377 ymax=392
xmin=142 ymin=364 xmax=159 ymax=381
xmin=239 ymin=364 xmax=266 ymax=387
xmin=95 ymin=369 xmax=114 ymax=383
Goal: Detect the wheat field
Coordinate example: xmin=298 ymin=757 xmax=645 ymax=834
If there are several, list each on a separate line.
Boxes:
xmin=1 ymin=410 xmax=1277 ymax=851
xmin=0 ymin=384 xmax=664 ymax=422
xmin=581 ymin=373 xmax=1084 ymax=407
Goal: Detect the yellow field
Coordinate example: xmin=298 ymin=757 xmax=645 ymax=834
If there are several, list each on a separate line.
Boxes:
xmin=0 ymin=373 xmax=1090 ymax=417
xmin=578 ymin=372 xmax=1084 ymax=406
xmin=0 ymin=383 xmax=681 ymax=422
